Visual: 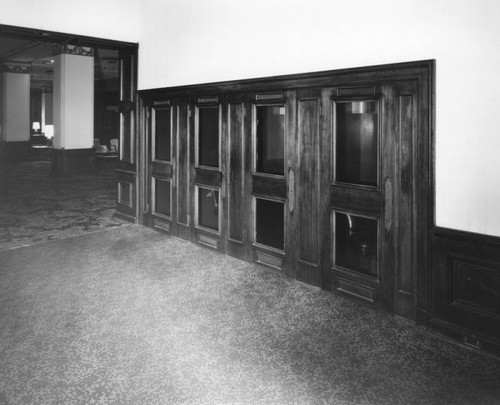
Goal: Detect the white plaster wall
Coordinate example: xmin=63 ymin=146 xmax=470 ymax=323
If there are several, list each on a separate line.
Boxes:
xmin=137 ymin=0 xmax=500 ymax=238
xmin=2 ymin=72 xmax=30 ymax=142
xmin=53 ymin=54 xmax=94 ymax=149
xmin=0 ymin=0 xmax=140 ymax=43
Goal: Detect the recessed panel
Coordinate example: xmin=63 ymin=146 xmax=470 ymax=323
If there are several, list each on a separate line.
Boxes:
xmin=334 ymin=212 xmax=378 ymax=277
xmin=255 ymin=105 xmax=285 ymax=175
xmin=121 ymin=112 xmax=132 ymax=161
xmin=335 ymin=100 xmax=378 ymax=186
xmin=198 ymin=107 xmax=219 ymax=168
xmin=453 ymin=260 xmax=500 ymax=316
xmin=255 ymin=198 xmax=284 ymax=251
xmin=154 ymin=178 xmax=171 ymax=217
xmin=198 ymin=186 xmax=219 ymax=231
xmin=154 ymin=107 xmax=171 ymax=161
xmin=118 ymin=181 xmax=132 ymax=207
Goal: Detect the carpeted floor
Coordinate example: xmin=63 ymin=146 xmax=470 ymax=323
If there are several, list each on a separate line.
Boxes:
xmin=1 ymin=226 xmax=500 ymax=405
xmin=0 ymin=160 xmax=127 ymax=252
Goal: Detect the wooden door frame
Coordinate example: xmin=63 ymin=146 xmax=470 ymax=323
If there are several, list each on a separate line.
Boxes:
xmin=137 ymin=60 xmax=435 ymax=324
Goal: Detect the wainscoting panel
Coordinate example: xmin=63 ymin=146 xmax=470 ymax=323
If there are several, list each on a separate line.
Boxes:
xmin=431 ymin=227 xmax=500 ymax=355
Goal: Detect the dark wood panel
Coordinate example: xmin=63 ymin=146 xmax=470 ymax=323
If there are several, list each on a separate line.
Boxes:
xmin=194 ymin=168 xmax=222 ymax=187
xmin=227 ymin=239 xmax=245 ymax=260
xmin=153 ymin=216 xmax=171 ymax=233
xmin=50 ymin=148 xmax=96 ymax=177
xmin=177 ymin=104 xmax=189 ymax=226
xmin=431 ymin=228 xmax=500 ymax=351
xmin=228 ymin=102 xmax=245 ymax=243
xmin=337 ymin=86 xmax=376 ymax=97
xmin=297 ymin=260 xmax=320 ymax=287
xmin=330 ymin=185 xmax=383 ymax=214
xmin=151 ymin=161 xmax=172 ymax=178
xmin=176 ymin=223 xmax=190 ymax=241
xmin=252 ymin=175 xmax=286 ymax=199
xmin=116 ymin=169 xmax=136 ymax=222
xmin=196 ymin=231 xmax=219 ymax=250
xmin=297 ymin=97 xmax=320 ymax=266
xmin=255 ymin=249 xmax=284 ymax=271
xmin=395 ymin=93 xmax=416 ymax=319
xmin=319 ymin=88 xmax=335 ymax=289
xmin=337 ymin=277 xmax=375 ymax=303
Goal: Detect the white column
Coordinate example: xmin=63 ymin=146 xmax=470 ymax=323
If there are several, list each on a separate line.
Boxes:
xmin=53 ymin=47 xmax=94 ymax=150
xmin=2 ymin=70 xmax=30 ymax=142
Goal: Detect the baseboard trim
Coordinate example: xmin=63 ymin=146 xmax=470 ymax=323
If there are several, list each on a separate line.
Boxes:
xmin=429 ymin=317 xmax=500 ymax=358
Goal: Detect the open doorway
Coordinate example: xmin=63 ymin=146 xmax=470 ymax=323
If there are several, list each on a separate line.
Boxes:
xmin=0 ymin=24 xmax=138 ymax=248
xmin=0 ymin=24 xmax=136 ymax=165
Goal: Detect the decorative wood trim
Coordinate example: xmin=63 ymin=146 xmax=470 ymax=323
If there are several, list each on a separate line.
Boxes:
xmin=197 ymin=96 xmax=219 ymax=104
xmin=153 ymin=100 xmax=170 ymax=106
xmin=429 ymin=317 xmax=500 ymax=357
xmin=198 ymin=233 xmax=218 ymax=249
xmin=336 ymin=86 xmax=376 ymax=97
xmin=2 ymin=62 xmax=31 ymax=73
xmin=256 ymin=251 xmax=283 ymax=270
xmin=153 ymin=217 xmax=171 ymax=233
xmin=52 ymin=44 xmax=94 ymax=57
xmin=139 ymin=60 xmax=434 ymax=99
xmin=118 ymin=181 xmax=134 ymax=208
xmin=255 ymin=92 xmax=283 ymax=101
xmin=337 ymin=278 xmax=374 ymax=303
xmin=433 ymin=226 xmax=500 ymax=246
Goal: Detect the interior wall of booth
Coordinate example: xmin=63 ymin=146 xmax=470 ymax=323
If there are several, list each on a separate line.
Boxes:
xmin=137 ymin=0 xmax=500 ymax=238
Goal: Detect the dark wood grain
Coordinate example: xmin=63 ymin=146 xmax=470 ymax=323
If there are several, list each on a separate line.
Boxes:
xmin=395 ymin=91 xmax=416 ymax=319
xmin=228 ymin=102 xmax=245 ymax=243
xmin=176 ymin=104 xmax=189 ymax=226
xmin=297 ymin=96 xmax=320 ymax=274
xmin=251 ymin=175 xmax=287 ymax=199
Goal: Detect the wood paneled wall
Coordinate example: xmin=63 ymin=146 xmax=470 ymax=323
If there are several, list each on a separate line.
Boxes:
xmin=431 ymin=228 xmax=500 ymax=356
xmin=138 ymin=61 xmax=433 ymax=328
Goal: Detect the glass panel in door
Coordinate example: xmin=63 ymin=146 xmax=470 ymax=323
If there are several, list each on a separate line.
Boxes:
xmin=327 ymin=94 xmax=386 ymax=306
xmin=256 ymin=105 xmax=285 ymax=175
xmin=198 ymin=107 xmax=219 ymax=168
xmin=251 ymin=99 xmax=290 ymax=272
xmin=154 ymin=107 xmax=171 ymax=162
xmin=335 ymin=100 xmax=378 ymax=187
xmin=193 ymin=104 xmax=225 ymax=251
xmin=255 ymin=197 xmax=285 ymax=250
xmin=334 ymin=211 xmax=378 ymax=277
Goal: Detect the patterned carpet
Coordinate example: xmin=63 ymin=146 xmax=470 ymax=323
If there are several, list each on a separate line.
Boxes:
xmin=1 ymin=227 xmax=500 ymax=404
xmin=0 ymin=160 xmax=127 ymax=252
xmin=1 ymin=161 xmax=500 ymax=404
